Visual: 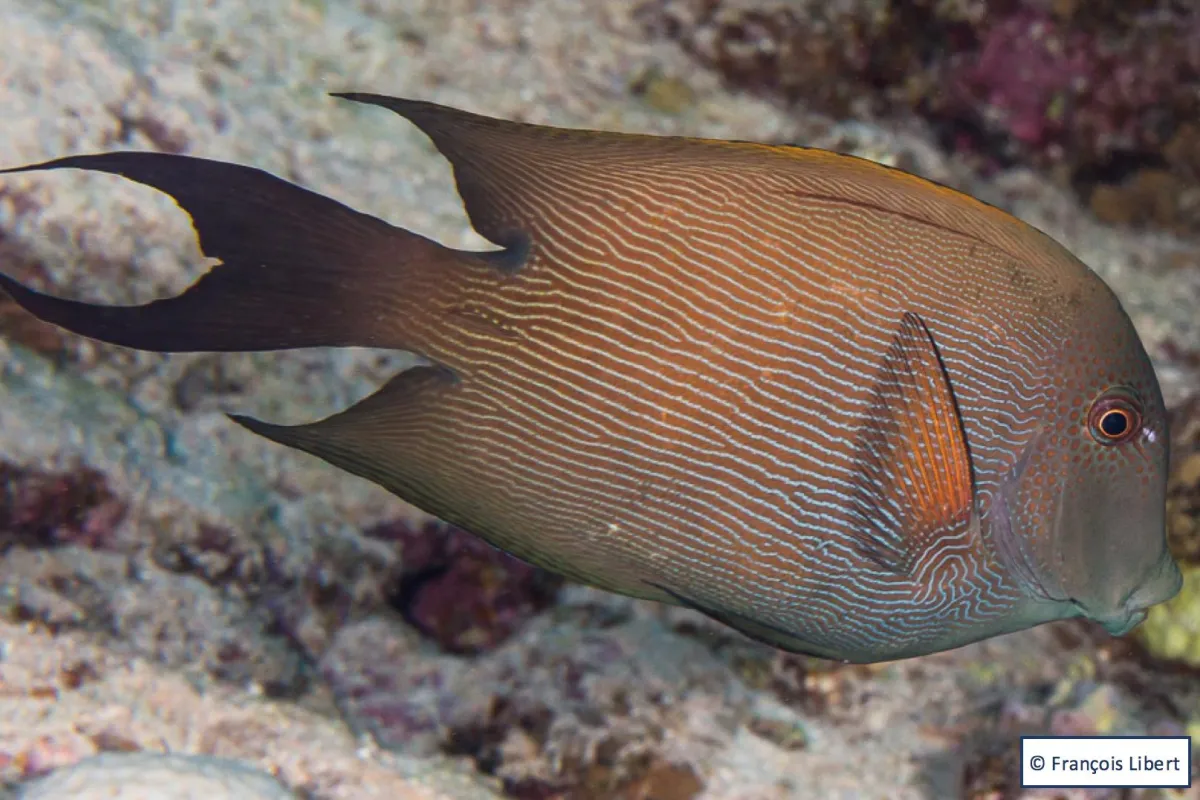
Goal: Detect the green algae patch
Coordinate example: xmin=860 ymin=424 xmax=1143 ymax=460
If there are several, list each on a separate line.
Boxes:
xmin=1138 ymin=563 xmax=1200 ymax=665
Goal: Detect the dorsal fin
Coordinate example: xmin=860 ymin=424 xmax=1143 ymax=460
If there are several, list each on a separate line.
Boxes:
xmin=848 ymin=312 xmax=976 ymax=575
xmin=334 ymin=93 xmax=581 ymax=254
xmin=332 ymin=93 xmax=1087 ymax=289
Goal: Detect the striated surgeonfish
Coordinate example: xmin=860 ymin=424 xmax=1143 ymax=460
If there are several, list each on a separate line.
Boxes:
xmin=0 ymin=94 xmax=1183 ymax=663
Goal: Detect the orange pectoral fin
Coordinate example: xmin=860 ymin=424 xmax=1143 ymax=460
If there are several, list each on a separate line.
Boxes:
xmin=848 ymin=312 xmax=977 ymax=575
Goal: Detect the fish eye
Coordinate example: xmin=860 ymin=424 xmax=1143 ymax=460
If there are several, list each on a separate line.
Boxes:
xmin=1087 ymin=391 xmax=1142 ymax=445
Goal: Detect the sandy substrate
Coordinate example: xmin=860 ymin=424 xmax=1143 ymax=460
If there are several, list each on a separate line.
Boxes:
xmin=1 ymin=1 xmax=1199 ymax=798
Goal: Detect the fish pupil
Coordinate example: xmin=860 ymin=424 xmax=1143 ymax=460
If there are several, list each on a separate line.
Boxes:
xmin=1087 ymin=390 xmax=1143 ymax=445
xmin=1100 ymin=409 xmax=1130 ymax=438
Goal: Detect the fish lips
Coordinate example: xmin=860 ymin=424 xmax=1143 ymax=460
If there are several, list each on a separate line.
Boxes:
xmin=1075 ymin=539 xmax=1181 ymax=636
xmin=1096 ymin=608 xmax=1149 ymax=636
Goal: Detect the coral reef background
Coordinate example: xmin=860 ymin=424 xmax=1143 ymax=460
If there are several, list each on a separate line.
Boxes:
xmin=0 ymin=0 xmax=1199 ymax=798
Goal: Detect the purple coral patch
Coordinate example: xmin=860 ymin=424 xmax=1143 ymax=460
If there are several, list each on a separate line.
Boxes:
xmin=950 ymin=9 xmax=1094 ymax=149
xmin=365 ymin=518 xmax=563 ymax=654
xmin=0 ymin=462 xmax=127 ymax=552
xmin=647 ymin=0 xmax=1200 ymax=230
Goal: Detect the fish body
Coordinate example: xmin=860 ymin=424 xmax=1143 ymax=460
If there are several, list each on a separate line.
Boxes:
xmin=0 ymin=94 xmax=1182 ymax=662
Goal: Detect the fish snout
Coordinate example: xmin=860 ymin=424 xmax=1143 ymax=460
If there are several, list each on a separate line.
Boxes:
xmin=1129 ymin=554 xmax=1184 ymax=610
xmin=1092 ymin=556 xmax=1182 ymax=636
xmin=1096 ymin=607 xmax=1148 ymax=637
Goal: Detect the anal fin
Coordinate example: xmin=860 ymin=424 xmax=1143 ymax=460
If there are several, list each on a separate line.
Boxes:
xmin=650 ymin=582 xmax=838 ymax=660
xmin=231 ymin=364 xmax=459 ymax=503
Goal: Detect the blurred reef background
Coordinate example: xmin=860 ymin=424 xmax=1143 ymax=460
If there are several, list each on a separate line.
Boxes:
xmin=0 ymin=0 xmax=1199 ymax=798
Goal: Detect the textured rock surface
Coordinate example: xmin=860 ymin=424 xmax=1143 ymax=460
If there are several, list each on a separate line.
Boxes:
xmin=2 ymin=0 xmax=1200 ymax=798
xmin=1139 ymin=402 xmax=1200 ymax=669
xmin=17 ymin=753 xmax=296 ymax=800
xmin=0 ymin=617 xmax=500 ymax=798
xmin=641 ymin=0 xmax=1200 ymax=235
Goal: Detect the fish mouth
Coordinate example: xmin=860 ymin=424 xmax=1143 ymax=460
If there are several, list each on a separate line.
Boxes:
xmin=1096 ymin=608 xmax=1148 ymax=637
xmin=1125 ymin=553 xmax=1184 ymax=610
xmin=1085 ymin=549 xmax=1180 ymax=636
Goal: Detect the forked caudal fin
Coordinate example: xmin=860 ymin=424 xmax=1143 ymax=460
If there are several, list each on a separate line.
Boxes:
xmin=0 ymin=150 xmax=520 ymax=356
